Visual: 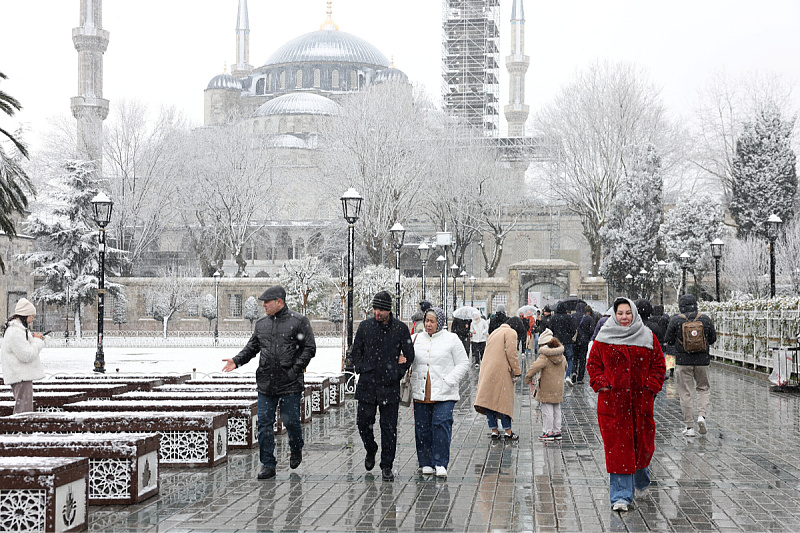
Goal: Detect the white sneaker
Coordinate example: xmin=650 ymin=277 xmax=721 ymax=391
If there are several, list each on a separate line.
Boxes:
xmin=422 ymin=466 xmax=435 ymax=475
xmin=612 ymin=500 xmax=628 ymax=512
xmin=697 ymin=416 xmax=707 ymax=435
xmin=682 ymin=427 xmax=696 ymax=437
xmin=435 ymin=466 xmax=447 ymax=477
xmin=565 ymin=377 xmax=574 ymax=387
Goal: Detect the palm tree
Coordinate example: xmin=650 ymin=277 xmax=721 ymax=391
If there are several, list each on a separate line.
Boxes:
xmin=0 ymin=71 xmax=36 ymax=272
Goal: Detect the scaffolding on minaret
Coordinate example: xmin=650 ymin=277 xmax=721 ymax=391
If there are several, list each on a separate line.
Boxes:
xmin=441 ymin=0 xmax=501 ymax=137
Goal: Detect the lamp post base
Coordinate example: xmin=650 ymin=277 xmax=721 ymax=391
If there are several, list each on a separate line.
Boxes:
xmin=93 ymin=349 xmax=105 ymax=373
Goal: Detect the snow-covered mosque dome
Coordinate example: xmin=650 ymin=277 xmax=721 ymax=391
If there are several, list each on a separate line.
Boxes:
xmin=206 ymin=72 xmax=242 ymax=90
xmin=264 ymin=30 xmax=389 ymax=69
xmin=252 ymin=93 xmax=340 ymax=117
xmin=372 ymin=66 xmax=409 ymax=85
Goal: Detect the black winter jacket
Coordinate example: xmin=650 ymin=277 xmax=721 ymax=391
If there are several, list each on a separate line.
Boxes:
xmin=488 ymin=312 xmax=507 ymax=335
xmin=233 ymin=305 xmax=316 ymax=396
xmin=664 ymin=295 xmax=717 ymax=366
xmin=549 ymin=301 xmax=577 ymax=346
xmin=575 ymin=314 xmax=595 ymax=346
xmin=352 ymin=315 xmax=415 ymax=404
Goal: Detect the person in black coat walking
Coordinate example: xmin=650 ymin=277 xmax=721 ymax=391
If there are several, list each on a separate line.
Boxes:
xmin=549 ymin=301 xmax=577 ymax=385
xmin=573 ymin=304 xmax=595 ymax=383
xmin=450 ymin=316 xmax=472 ymax=357
xmin=665 ymin=294 xmax=717 ymax=437
xmin=223 ymin=285 xmax=316 ymax=480
xmin=488 ymin=304 xmax=508 ymax=335
xmin=351 ymin=291 xmax=415 ymax=481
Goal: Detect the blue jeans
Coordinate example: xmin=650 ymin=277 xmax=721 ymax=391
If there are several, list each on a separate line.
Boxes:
xmin=414 ymin=401 xmax=455 ymax=468
xmin=563 ymin=344 xmax=574 ymax=377
xmin=534 ymin=333 xmax=539 ymax=354
xmin=257 ymin=392 xmax=303 ymax=468
xmin=485 ymin=409 xmax=512 ymax=430
xmin=609 ymin=467 xmax=650 ymax=505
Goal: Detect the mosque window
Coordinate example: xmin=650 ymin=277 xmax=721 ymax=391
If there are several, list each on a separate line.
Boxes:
xmin=280 ymin=71 xmax=286 ymax=89
xmin=350 ymin=70 xmax=357 ymax=89
xmin=296 ymin=70 xmax=302 ymax=88
xmin=332 ymin=69 xmax=339 ymax=88
xmin=229 ymin=294 xmax=243 ymax=318
xmin=267 ymin=73 xmax=273 ymax=91
xmin=313 ymin=69 xmax=320 ymax=87
xmin=256 ymin=78 xmax=265 ymax=95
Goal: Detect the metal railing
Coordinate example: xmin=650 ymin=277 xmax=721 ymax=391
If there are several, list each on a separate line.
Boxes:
xmin=46 ymin=329 xmax=343 ymax=348
xmin=707 ymin=309 xmax=800 ymax=370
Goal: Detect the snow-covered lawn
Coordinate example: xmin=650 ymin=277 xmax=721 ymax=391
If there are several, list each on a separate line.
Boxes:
xmin=12 ymin=344 xmax=346 ymax=379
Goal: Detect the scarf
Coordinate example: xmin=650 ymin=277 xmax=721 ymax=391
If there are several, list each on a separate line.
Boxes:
xmin=424 ymin=307 xmax=447 ymax=333
xmin=594 ymin=297 xmax=653 ymax=349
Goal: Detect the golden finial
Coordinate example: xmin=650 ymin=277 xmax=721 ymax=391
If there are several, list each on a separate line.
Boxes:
xmin=223 ymin=61 xmax=227 ymax=74
xmin=320 ymin=0 xmax=339 ymax=30
xmin=390 ymin=56 xmax=395 ymax=68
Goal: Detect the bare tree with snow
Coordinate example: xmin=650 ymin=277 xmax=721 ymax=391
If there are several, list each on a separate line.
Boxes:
xmin=148 ymin=268 xmax=198 ymax=338
xmin=279 ymin=256 xmax=330 ymax=316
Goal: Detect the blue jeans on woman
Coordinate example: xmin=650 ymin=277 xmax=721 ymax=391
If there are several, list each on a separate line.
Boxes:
xmin=610 ymin=467 xmax=650 ymax=505
xmin=414 ymin=400 xmax=455 ymax=468
xmin=485 ymin=409 xmax=512 ymax=431
xmin=563 ymin=344 xmax=574 ymax=377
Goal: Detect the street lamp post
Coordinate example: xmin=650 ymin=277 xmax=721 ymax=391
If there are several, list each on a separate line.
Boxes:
xmin=639 ymin=268 xmax=648 ymax=299
xmin=389 ymin=223 xmax=406 ymax=318
xmin=657 ymin=260 xmax=667 ymax=305
xmin=679 ymin=252 xmax=691 ymax=296
xmin=91 ymin=193 xmax=113 ymax=373
xmin=341 ymin=188 xmax=363 ymax=372
xmin=450 ymin=263 xmax=459 ymax=312
xmin=64 ymin=270 xmax=72 ymax=345
xmin=625 ymin=273 xmax=633 ymax=296
xmin=460 ymin=270 xmax=467 ymax=308
xmin=417 ymin=242 xmax=430 ymax=300
xmin=767 ymin=214 xmax=782 ymax=298
xmin=469 ymin=275 xmax=476 ymax=307
xmin=711 ymin=239 xmax=724 ymax=302
xmin=435 ymin=255 xmax=446 ymax=308
xmin=213 ymin=270 xmax=221 ymax=345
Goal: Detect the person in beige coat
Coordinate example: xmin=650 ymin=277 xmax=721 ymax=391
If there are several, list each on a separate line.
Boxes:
xmin=525 ymin=329 xmax=567 ymax=441
xmin=474 ymin=322 xmax=522 ymax=440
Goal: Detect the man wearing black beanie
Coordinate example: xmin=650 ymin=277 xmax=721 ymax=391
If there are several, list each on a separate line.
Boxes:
xmin=351 ymin=290 xmax=415 ymax=481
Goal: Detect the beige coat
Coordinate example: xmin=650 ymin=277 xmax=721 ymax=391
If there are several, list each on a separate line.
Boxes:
xmin=525 ymin=344 xmax=567 ymax=404
xmin=473 ymin=324 xmax=522 ymax=418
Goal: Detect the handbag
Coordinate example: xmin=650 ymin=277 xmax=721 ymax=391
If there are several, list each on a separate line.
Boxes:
xmin=399 ymin=334 xmax=418 ymax=407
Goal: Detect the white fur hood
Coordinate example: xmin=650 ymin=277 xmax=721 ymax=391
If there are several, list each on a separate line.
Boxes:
xmin=1 ymin=319 xmax=45 ymax=385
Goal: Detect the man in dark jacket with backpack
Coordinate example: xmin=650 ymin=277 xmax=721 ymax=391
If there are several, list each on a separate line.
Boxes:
xmin=665 ymin=294 xmax=717 ymax=438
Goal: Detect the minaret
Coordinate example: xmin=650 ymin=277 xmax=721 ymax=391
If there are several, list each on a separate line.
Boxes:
xmin=504 ymin=0 xmax=529 ymax=137
xmin=231 ymin=0 xmax=252 ymax=78
xmin=71 ymin=0 xmax=109 ymax=167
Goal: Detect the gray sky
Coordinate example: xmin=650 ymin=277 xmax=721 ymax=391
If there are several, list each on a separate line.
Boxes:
xmin=1 ymin=0 xmax=799 ymax=150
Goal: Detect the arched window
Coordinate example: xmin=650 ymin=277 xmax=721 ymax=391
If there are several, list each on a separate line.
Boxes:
xmin=267 ymin=72 xmax=273 ymax=91
xmin=313 ymin=69 xmax=321 ymax=87
xmin=332 ymin=69 xmax=339 ymax=88
xmin=280 ymin=71 xmax=286 ymax=90
xmin=296 ymin=69 xmax=302 ymax=88
xmin=255 ymin=78 xmax=265 ymax=95
xmin=350 ymin=70 xmax=357 ymax=88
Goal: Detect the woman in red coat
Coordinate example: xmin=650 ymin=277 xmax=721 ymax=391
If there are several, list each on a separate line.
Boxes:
xmin=587 ymin=297 xmax=665 ymax=513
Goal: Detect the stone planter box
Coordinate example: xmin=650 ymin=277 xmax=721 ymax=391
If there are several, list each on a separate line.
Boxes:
xmin=0 ymin=392 xmax=88 ymax=415
xmin=301 ymin=385 xmax=313 ymax=424
xmin=0 ymin=411 xmax=227 ymax=468
xmin=28 ymin=383 xmax=132 ymax=399
xmin=155 ymin=384 xmax=256 ymax=393
xmin=304 ymin=376 xmax=330 ymax=414
xmin=322 ymin=373 xmax=346 ymax=406
xmin=46 ymin=378 xmax=164 ymax=391
xmin=0 ymin=433 xmax=159 ymax=505
xmin=54 ymin=373 xmax=191 ymax=385
xmin=62 ymin=399 xmax=257 ymax=449
xmin=185 ymin=378 xmax=256 ymax=386
xmin=0 ymin=456 xmax=88 ymax=532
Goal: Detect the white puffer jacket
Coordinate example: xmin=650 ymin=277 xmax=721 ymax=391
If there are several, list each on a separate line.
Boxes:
xmin=1 ymin=319 xmax=45 ymax=385
xmin=410 ymin=329 xmax=470 ymax=402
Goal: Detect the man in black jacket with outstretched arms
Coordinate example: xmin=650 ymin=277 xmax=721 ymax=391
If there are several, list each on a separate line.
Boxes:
xmin=351 ymin=290 xmax=414 ymax=481
xmin=222 ymin=285 xmax=316 ymax=480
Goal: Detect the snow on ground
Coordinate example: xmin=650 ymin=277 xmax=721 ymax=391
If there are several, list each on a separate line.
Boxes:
xmin=11 ymin=344 xmax=347 ymax=379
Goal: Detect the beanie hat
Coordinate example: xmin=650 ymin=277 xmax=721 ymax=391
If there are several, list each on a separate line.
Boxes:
xmin=372 ymin=291 xmax=392 ymax=311
xmin=258 ymin=285 xmax=286 ymax=302
xmin=14 ymin=298 xmax=36 ymax=317
xmin=496 ymin=304 xmax=506 ymax=314
xmin=538 ymin=328 xmax=554 ymax=345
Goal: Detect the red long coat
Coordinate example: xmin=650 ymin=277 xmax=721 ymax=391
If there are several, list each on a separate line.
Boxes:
xmin=587 ymin=334 xmax=665 ymax=474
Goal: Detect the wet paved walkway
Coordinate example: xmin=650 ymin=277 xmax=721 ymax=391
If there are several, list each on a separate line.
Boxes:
xmin=89 ymin=361 xmax=800 ymax=532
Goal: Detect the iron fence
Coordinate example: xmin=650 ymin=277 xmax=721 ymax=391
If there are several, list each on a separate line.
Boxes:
xmin=707 ymin=309 xmax=800 ymax=370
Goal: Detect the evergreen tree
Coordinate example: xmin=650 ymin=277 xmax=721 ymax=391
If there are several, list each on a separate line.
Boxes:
xmin=328 ymin=296 xmax=343 ymax=324
xmin=599 ymin=145 xmax=664 ymax=298
xmin=729 ymin=103 xmax=797 ymax=239
xmin=20 ymin=160 xmax=125 ymax=337
xmin=279 ymin=257 xmax=330 ymax=316
xmin=244 ymin=296 xmax=260 ymax=330
xmin=658 ymin=193 xmax=725 ymax=296
xmin=202 ymin=294 xmax=217 ymax=331
xmin=112 ymin=297 xmax=127 ymax=330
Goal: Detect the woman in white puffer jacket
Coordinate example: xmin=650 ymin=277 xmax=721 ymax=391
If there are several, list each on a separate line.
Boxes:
xmin=1 ymin=298 xmax=45 ymax=414
xmin=410 ymin=307 xmax=469 ymax=478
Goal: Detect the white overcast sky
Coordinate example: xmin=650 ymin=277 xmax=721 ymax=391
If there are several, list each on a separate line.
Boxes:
xmin=1 ymin=0 xmax=799 ymax=151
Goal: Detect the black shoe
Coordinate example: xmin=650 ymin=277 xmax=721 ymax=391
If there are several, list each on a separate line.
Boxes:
xmin=381 ymin=467 xmax=394 ymax=481
xmin=258 ymin=466 xmax=276 ymax=479
xmin=571 ymin=373 xmax=577 ymax=382
xmin=365 ymin=451 xmax=376 ymax=471
xmin=290 ymin=450 xmax=302 ymax=469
